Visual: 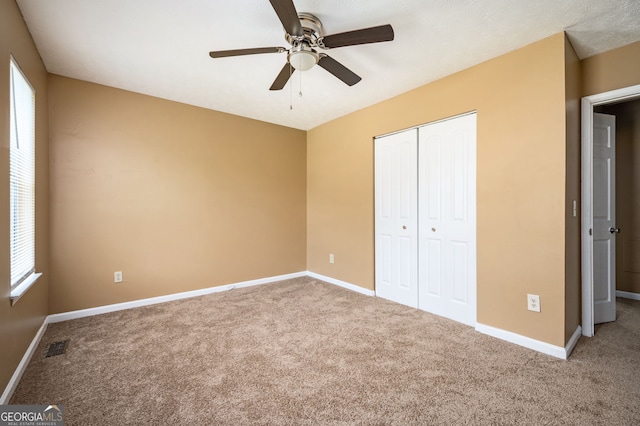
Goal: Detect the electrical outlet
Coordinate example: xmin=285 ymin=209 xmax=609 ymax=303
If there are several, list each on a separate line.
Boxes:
xmin=114 ymin=271 xmax=123 ymax=283
xmin=329 ymin=253 xmax=335 ymax=264
xmin=527 ymin=294 xmax=540 ymax=312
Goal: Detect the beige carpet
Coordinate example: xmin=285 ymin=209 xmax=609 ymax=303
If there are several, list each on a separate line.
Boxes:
xmin=10 ymin=277 xmax=640 ymax=425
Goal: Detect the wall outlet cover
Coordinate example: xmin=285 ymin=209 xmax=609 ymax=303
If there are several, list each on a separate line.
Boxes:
xmin=527 ymin=294 xmax=541 ymax=312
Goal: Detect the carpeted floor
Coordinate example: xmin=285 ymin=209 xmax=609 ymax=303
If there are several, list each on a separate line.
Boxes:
xmin=10 ymin=277 xmax=640 ymax=425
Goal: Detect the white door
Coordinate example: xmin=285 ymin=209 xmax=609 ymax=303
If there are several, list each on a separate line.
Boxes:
xmin=375 ymin=130 xmax=419 ymax=308
xmin=418 ymin=114 xmax=477 ymax=326
xmin=593 ymin=113 xmax=617 ymax=324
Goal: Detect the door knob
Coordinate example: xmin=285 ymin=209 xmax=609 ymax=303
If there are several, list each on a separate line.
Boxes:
xmin=402 ymin=226 xmax=407 ymax=230
xmin=609 ymin=227 xmax=621 ymax=234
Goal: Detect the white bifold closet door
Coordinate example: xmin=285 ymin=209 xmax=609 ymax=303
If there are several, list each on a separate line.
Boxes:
xmin=418 ymin=114 xmax=476 ymax=326
xmin=375 ymin=113 xmax=476 ymax=326
xmin=374 ymin=129 xmax=419 ymax=308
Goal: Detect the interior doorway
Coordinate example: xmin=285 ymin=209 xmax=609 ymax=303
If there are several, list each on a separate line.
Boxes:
xmin=582 ymin=84 xmax=640 ymax=337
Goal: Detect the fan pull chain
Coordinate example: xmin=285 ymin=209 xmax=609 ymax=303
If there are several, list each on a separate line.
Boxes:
xmin=289 ymin=64 xmax=293 ymax=110
xmin=299 ymin=70 xmax=303 ymax=98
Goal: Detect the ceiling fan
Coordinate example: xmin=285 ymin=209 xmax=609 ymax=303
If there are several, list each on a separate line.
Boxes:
xmin=209 ymin=0 xmax=394 ymax=90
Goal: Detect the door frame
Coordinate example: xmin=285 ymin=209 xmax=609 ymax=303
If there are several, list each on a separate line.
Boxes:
xmin=581 ymin=83 xmax=640 ymax=337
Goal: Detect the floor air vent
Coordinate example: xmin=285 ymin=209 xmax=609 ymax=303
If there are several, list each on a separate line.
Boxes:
xmin=45 ymin=340 xmax=69 ymax=358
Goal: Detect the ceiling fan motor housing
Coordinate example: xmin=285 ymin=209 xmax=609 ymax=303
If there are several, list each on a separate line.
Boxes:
xmin=285 ymin=13 xmax=323 ymax=46
xmin=285 ymin=13 xmax=323 ymax=71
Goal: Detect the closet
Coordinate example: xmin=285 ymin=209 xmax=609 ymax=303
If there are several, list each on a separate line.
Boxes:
xmin=374 ymin=113 xmax=477 ymax=326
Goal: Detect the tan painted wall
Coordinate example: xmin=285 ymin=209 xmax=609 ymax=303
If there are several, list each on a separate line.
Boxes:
xmin=564 ymin=36 xmax=582 ymax=342
xmin=582 ymin=41 xmax=640 ymax=97
xmin=49 ymin=76 xmax=306 ymax=313
xmin=598 ymin=100 xmax=640 ymax=294
xmin=308 ymin=33 xmax=568 ymax=346
xmin=0 ymin=1 xmax=49 ymax=394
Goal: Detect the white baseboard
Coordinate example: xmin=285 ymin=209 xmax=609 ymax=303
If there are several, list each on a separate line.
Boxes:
xmin=47 ymin=270 xmax=372 ymax=325
xmin=476 ymin=323 xmax=579 ymax=360
xmin=565 ymin=325 xmax=582 ymax=358
xmin=616 ymin=290 xmax=640 ymax=301
xmin=306 ymin=271 xmax=375 ymax=296
xmin=0 ymin=319 xmax=48 ymax=404
xmin=48 ymin=271 xmax=307 ymax=324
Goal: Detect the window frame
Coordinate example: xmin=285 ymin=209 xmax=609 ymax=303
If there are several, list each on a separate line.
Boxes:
xmin=8 ymin=56 xmax=41 ymax=305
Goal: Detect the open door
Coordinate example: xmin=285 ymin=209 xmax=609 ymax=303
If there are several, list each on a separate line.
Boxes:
xmin=592 ymin=113 xmax=617 ymax=324
xmin=582 ymin=84 xmax=640 ymax=337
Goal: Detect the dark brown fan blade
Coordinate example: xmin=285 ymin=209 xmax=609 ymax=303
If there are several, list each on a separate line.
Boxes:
xmin=270 ymin=63 xmax=295 ymax=90
xmin=269 ymin=0 xmax=302 ymax=36
xmin=320 ymin=24 xmax=394 ymax=49
xmin=209 ymin=47 xmax=285 ymax=58
xmin=317 ymin=55 xmax=361 ymax=86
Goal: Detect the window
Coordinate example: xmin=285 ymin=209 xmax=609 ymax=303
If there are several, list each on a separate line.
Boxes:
xmin=9 ymin=57 xmax=40 ymax=303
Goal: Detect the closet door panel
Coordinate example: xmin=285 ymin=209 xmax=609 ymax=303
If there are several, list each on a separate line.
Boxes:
xmin=418 ymin=114 xmax=476 ymax=326
xmin=374 ymin=130 xmax=418 ymax=308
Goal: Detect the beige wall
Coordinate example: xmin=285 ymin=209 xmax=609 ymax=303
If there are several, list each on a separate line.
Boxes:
xmin=597 ymin=100 xmax=640 ymax=294
xmin=582 ymin=41 xmax=640 ymax=97
xmin=564 ymin=36 xmax=582 ymax=342
xmin=308 ymin=33 xmax=569 ymax=346
xmin=49 ymin=76 xmax=306 ymax=313
xmin=0 ymin=1 xmax=49 ymax=394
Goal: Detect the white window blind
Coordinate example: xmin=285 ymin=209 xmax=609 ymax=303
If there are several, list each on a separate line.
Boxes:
xmin=9 ymin=58 xmax=36 ymax=290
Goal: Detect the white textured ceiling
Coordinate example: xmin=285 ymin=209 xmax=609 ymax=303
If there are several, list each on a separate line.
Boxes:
xmin=16 ymin=0 xmax=640 ymax=130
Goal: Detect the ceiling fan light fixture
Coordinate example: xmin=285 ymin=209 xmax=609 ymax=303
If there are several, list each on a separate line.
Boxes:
xmin=288 ymin=49 xmax=319 ymax=71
